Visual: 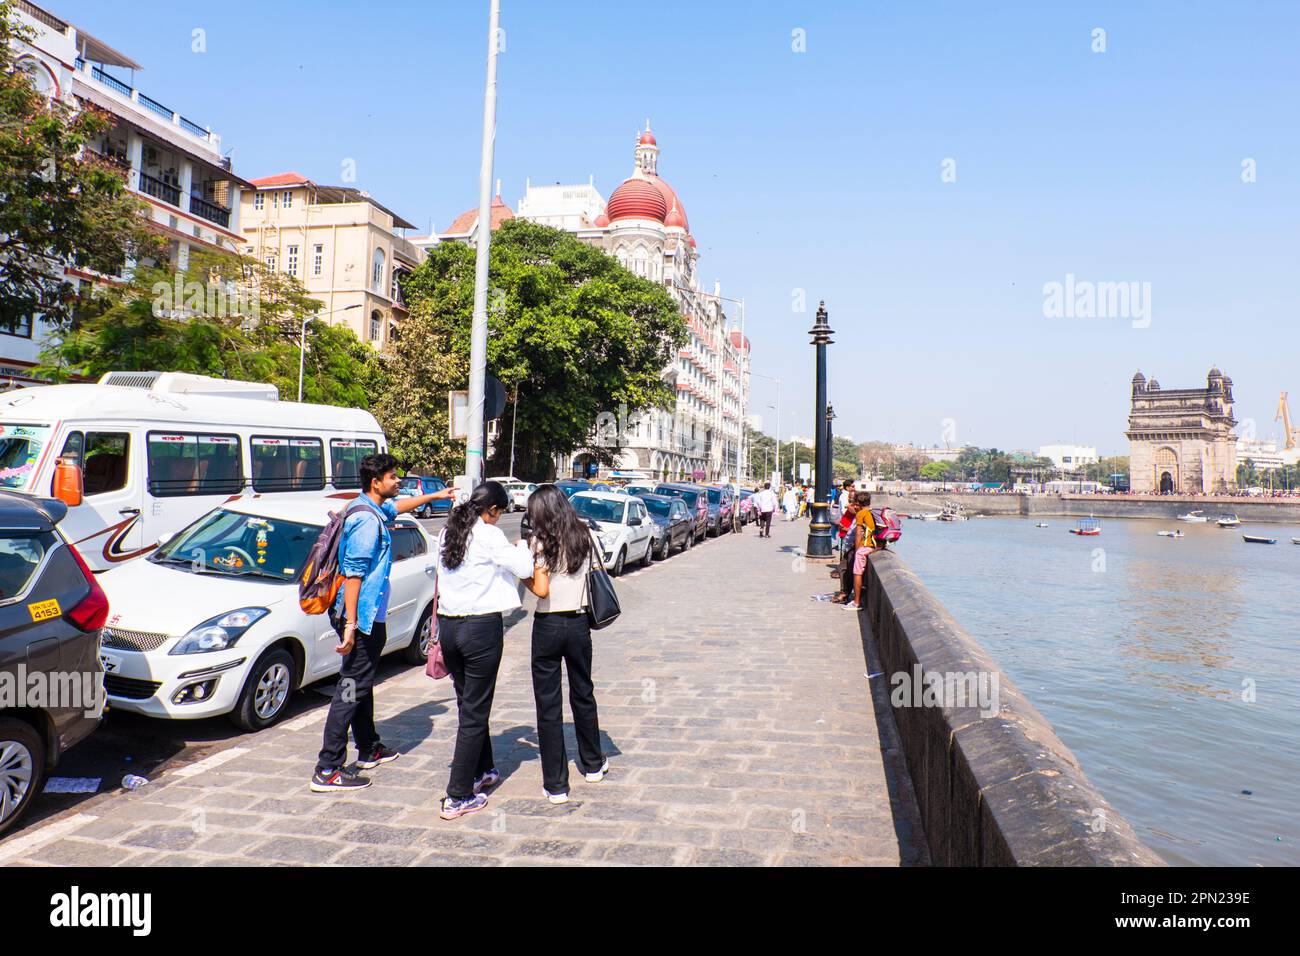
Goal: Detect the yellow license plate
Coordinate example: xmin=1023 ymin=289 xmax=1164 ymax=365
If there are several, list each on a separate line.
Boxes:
xmin=28 ymin=598 xmax=62 ymax=622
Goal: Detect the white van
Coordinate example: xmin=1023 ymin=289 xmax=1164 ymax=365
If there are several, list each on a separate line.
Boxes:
xmin=0 ymin=371 xmax=386 ymax=572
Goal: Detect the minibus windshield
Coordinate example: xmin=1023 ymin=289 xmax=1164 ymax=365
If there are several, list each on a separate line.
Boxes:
xmin=0 ymin=424 xmax=51 ymax=493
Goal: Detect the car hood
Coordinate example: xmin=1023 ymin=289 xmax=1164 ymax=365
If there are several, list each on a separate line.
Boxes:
xmin=99 ymin=556 xmax=290 ymax=636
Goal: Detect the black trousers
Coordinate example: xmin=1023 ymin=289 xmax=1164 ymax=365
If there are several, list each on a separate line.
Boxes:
xmin=439 ymin=612 xmax=504 ymax=799
xmin=531 ymin=611 xmax=603 ymax=795
xmin=758 ymin=511 xmax=774 ymax=536
xmin=316 ymin=621 xmax=386 ymax=773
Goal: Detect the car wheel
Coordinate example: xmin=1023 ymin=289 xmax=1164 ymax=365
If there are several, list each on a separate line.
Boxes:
xmin=404 ymin=604 xmax=434 ymax=665
xmin=612 ymin=547 xmax=626 ymax=576
xmin=658 ymin=536 xmax=670 ymax=560
xmin=641 ymin=541 xmax=654 ymax=567
xmin=0 ymin=718 xmax=44 ymax=838
xmin=231 ymin=647 xmax=297 ymax=732
xmin=686 ymin=530 xmax=695 ymax=550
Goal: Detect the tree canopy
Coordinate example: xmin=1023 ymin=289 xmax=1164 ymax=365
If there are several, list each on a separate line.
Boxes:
xmin=379 ymin=219 xmax=686 ymax=479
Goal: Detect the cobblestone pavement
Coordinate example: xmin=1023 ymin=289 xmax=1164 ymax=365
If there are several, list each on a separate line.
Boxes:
xmin=3 ymin=514 xmax=926 ymax=867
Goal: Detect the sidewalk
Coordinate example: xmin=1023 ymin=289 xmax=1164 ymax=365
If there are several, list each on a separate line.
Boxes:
xmin=5 ymin=514 xmax=925 ymax=867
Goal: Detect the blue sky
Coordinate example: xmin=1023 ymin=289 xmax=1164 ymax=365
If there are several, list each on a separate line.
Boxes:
xmin=54 ymin=0 xmax=1299 ymax=455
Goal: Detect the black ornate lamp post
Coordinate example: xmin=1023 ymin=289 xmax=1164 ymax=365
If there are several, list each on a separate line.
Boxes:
xmin=806 ymin=302 xmax=835 ymax=557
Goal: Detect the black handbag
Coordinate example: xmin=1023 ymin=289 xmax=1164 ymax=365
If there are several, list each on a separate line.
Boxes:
xmin=584 ymin=540 xmax=621 ymax=630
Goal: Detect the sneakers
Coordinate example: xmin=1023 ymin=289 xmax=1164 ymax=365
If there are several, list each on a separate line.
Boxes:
xmin=473 ymin=769 xmax=501 ymax=794
xmin=356 ymin=742 xmax=400 ymax=770
xmin=439 ymin=793 xmax=488 ymax=820
xmin=583 ymin=758 xmax=610 ymax=783
xmin=310 ymin=767 xmax=372 ymax=793
xmin=843 ymin=601 xmax=859 ymax=611
xmin=546 ymin=790 xmax=570 ymax=805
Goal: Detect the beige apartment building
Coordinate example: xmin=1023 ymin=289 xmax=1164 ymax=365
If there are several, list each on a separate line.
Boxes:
xmin=240 ymin=173 xmax=424 ymax=349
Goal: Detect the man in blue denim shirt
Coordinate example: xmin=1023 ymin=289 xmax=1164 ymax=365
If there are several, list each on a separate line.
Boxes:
xmin=312 ymin=453 xmax=455 ymax=792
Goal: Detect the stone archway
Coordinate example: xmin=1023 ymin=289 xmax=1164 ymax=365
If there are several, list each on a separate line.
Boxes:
xmin=1153 ymin=446 xmax=1179 ymax=494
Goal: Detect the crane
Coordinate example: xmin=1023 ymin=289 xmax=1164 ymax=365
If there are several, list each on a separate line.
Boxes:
xmin=1275 ymin=392 xmax=1299 ymax=450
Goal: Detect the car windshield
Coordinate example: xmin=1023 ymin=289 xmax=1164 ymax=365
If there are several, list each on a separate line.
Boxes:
xmin=642 ymin=498 xmax=671 ymax=518
xmin=0 ymin=423 xmax=52 ymax=492
xmin=399 ymin=478 xmax=422 ymax=493
xmin=152 ymin=508 xmax=322 ymax=581
xmin=657 ymin=487 xmax=698 ymax=508
xmin=706 ymin=488 xmax=722 ymax=504
xmin=571 ymin=496 xmax=626 ymax=523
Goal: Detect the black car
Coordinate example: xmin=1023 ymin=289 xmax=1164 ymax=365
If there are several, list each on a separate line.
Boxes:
xmin=634 ymin=492 xmax=695 ymax=558
xmin=0 ymin=492 xmax=107 ymax=837
xmin=652 ymin=483 xmax=710 ymax=541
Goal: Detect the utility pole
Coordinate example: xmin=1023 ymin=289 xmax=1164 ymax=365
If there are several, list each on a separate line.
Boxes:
xmin=464 ymin=0 xmax=502 ymax=489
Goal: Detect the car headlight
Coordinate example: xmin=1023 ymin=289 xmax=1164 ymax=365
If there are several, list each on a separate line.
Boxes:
xmin=170 ymin=607 xmax=270 ymax=655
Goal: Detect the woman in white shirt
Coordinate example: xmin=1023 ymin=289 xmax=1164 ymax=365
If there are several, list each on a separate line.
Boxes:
xmin=435 ymin=481 xmax=539 ymax=820
xmin=522 ymin=485 xmax=608 ymax=804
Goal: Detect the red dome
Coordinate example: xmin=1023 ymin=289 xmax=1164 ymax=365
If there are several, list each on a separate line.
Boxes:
xmin=651 ymin=179 xmax=687 ymax=230
xmin=606 ymin=178 xmax=668 ymax=223
xmin=638 ymin=129 xmax=657 ymax=146
xmin=689 ymin=236 xmax=697 ymax=248
xmin=664 ymin=199 xmax=686 ymax=229
xmin=593 ymin=212 xmax=610 ymax=227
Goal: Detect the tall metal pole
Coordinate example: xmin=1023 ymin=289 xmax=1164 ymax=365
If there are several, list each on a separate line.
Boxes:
xmin=465 ymin=0 xmax=502 ymax=488
xmin=734 ymin=298 xmax=745 ymax=486
xmin=508 ymin=382 xmax=520 ymax=478
xmin=297 ymin=317 xmax=309 ymax=403
xmin=806 ymin=301 xmax=834 ymax=557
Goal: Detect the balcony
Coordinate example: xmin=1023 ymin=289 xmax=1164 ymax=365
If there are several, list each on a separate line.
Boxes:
xmin=189 ymin=194 xmax=231 ymax=228
xmin=138 ymin=171 xmax=180 ymax=206
xmin=76 ymin=59 xmax=215 ymax=147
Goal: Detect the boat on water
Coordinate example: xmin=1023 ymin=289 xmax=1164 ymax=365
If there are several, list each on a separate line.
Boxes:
xmin=1216 ymin=514 xmax=1242 ymax=528
xmin=1035 ymin=522 xmax=1050 ymax=528
xmin=1070 ymin=517 xmax=1101 ymax=536
xmin=938 ymin=501 xmax=968 ymax=522
xmin=1157 ymin=530 xmax=1184 ymax=538
xmin=1178 ymin=510 xmax=1209 ymax=523
xmin=916 ymin=511 xmax=943 ymax=521
xmin=1292 ymin=538 xmax=1300 ymax=545
xmin=1243 ymin=534 xmax=1277 ymax=545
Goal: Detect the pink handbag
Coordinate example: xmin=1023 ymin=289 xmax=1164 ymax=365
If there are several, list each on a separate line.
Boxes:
xmin=424 ymin=576 xmax=449 ymax=679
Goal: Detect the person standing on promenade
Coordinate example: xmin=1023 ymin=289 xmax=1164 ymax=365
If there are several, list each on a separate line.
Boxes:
xmin=522 ymin=485 xmax=608 ymax=804
xmin=435 ymin=481 xmax=540 ymax=820
xmin=844 ymin=491 xmax=881 ymax=612
xmin=782 ymin=484 xmax=798 ymax=521
xmin=754 ymin=482 xmax=779 ymax=537
xmin=311 ymin=454 xmax=456 ymax=792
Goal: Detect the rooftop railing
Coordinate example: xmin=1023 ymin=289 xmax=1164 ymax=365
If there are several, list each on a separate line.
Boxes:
xmin=77 ymin=60 xmax=214 ymax=146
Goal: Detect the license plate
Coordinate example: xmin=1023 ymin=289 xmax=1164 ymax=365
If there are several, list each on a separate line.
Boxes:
xmin=28 ymin=598 xmax=61 ymax=622
xmin=99 ymin=653 xmax=122 ymax=674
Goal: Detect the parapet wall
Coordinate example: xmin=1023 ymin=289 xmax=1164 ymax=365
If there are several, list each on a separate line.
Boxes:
xmin=899 ymin=491 xmax=1300 ymax=523
xmin=865 ymin=550 xmax=1165 ymax=866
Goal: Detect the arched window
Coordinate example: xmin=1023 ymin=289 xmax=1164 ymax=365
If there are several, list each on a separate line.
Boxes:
xmin=372 ymin=248 xmax=386 ymax=294
xmin=369 ymin=310 xmax=382 ymax=342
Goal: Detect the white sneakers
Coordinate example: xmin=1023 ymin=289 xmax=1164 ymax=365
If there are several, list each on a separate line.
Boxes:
xmin=546 ymin=791 xmax=570 ymax=804
xmin=584 ymin=758 xmax=611 ymax=783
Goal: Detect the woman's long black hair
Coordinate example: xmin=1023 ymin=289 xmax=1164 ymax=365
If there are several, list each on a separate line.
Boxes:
xmin=441 ymin=480 xmax=511 ymax=570
xmin=526 ymin=484 xmax=592 ymax=575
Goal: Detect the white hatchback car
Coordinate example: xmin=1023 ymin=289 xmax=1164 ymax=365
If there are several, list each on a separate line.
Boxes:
xmin=97 ymin=496 xmax=437 ymax=730
xmin=503 ymin=481 xmax=536 ymax=512
xmin=569 ymin=491 xmax=654 ymax=576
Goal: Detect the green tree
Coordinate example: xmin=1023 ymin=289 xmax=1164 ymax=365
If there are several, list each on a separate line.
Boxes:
xmin=37 ymin=250 xmax=384 ymax=408
xmin=382 ymin=219 xmax=686 ymax=480
xmin=1 ymin=0 xmax=156 ymax=333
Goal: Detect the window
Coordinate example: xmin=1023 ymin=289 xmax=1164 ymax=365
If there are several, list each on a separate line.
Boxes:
xmin=329 ymin=438 xmax=378 ymax=490
xmin=286 ymin=244 xmax=299 ymax=276
xmin=369 ymin=310 xmax=381 ymax=341
xmin=253 ymin=193 xmax=264 ymax=211
xmin=390 ymin=524 xmax=427 ymax=562
xmin=250 ymin=436 xmax=325 ymax=492
xmin=271 ymin=193 xmax=278 ymax=209
xmin=2 ymin=314 xmax=34 ymax=339
xmin=264 ymin=254 xmax=277 ymax=272
xmin=312 ymin=243 xmax=323 ymax=276
xmin=372 ymin=248 xmax=385 ymax=293
xmin=146 ymin=432 xmax=243 ymax=497
xmin=62 ymin=432 xmax=130 ymax=496
xmin=282 ymin=191 xmax=293 ymax=209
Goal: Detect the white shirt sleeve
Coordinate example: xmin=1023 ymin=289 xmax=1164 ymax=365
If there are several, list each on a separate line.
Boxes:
xmin=482 ymin=523 xmax=536 ymax=579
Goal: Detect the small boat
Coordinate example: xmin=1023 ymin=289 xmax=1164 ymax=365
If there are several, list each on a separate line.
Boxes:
xmin=1070 ymin=517 xmax=1101 ymax=536
xmin=1157 ymin=530 xmax=1184 ymax=538
xmin=1292 ymin=538 xmax=1300 ymax=545
xmin=1178 ymin=510 xmax=1208 ymax=523
xmin=1035 ymin=522 xmax=1050 ymax=528
xmin=1216 ymin=514 xmax=1241 ymax=528
xmin=1242 ymin=535 xmax=1277 ymax=545
xmin=916 ymin=511 xmax=943 ymax=521
xmin=938 ymin=501 xmax=968 ymax=522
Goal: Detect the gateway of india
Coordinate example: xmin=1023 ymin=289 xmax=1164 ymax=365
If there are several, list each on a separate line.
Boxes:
xmin=1126 ymin=368 xmax=1238 ymax=494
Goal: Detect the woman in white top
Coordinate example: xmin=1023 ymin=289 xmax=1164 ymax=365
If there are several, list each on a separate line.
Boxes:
xmin=521 ymin=485 xmax=609 ymax=803
xmin=435 ymin=481 xmax=540 ymax=820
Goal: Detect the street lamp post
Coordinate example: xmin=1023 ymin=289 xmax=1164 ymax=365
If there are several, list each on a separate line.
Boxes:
xmin=298 ymin=303 xmax=361 ymax=402
xmin=806 ymin=301 xmax=835 ymax=558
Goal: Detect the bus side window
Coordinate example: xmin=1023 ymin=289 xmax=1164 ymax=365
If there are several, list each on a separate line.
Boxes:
xmin=84 ymin=433 xmax=130 ymax=496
